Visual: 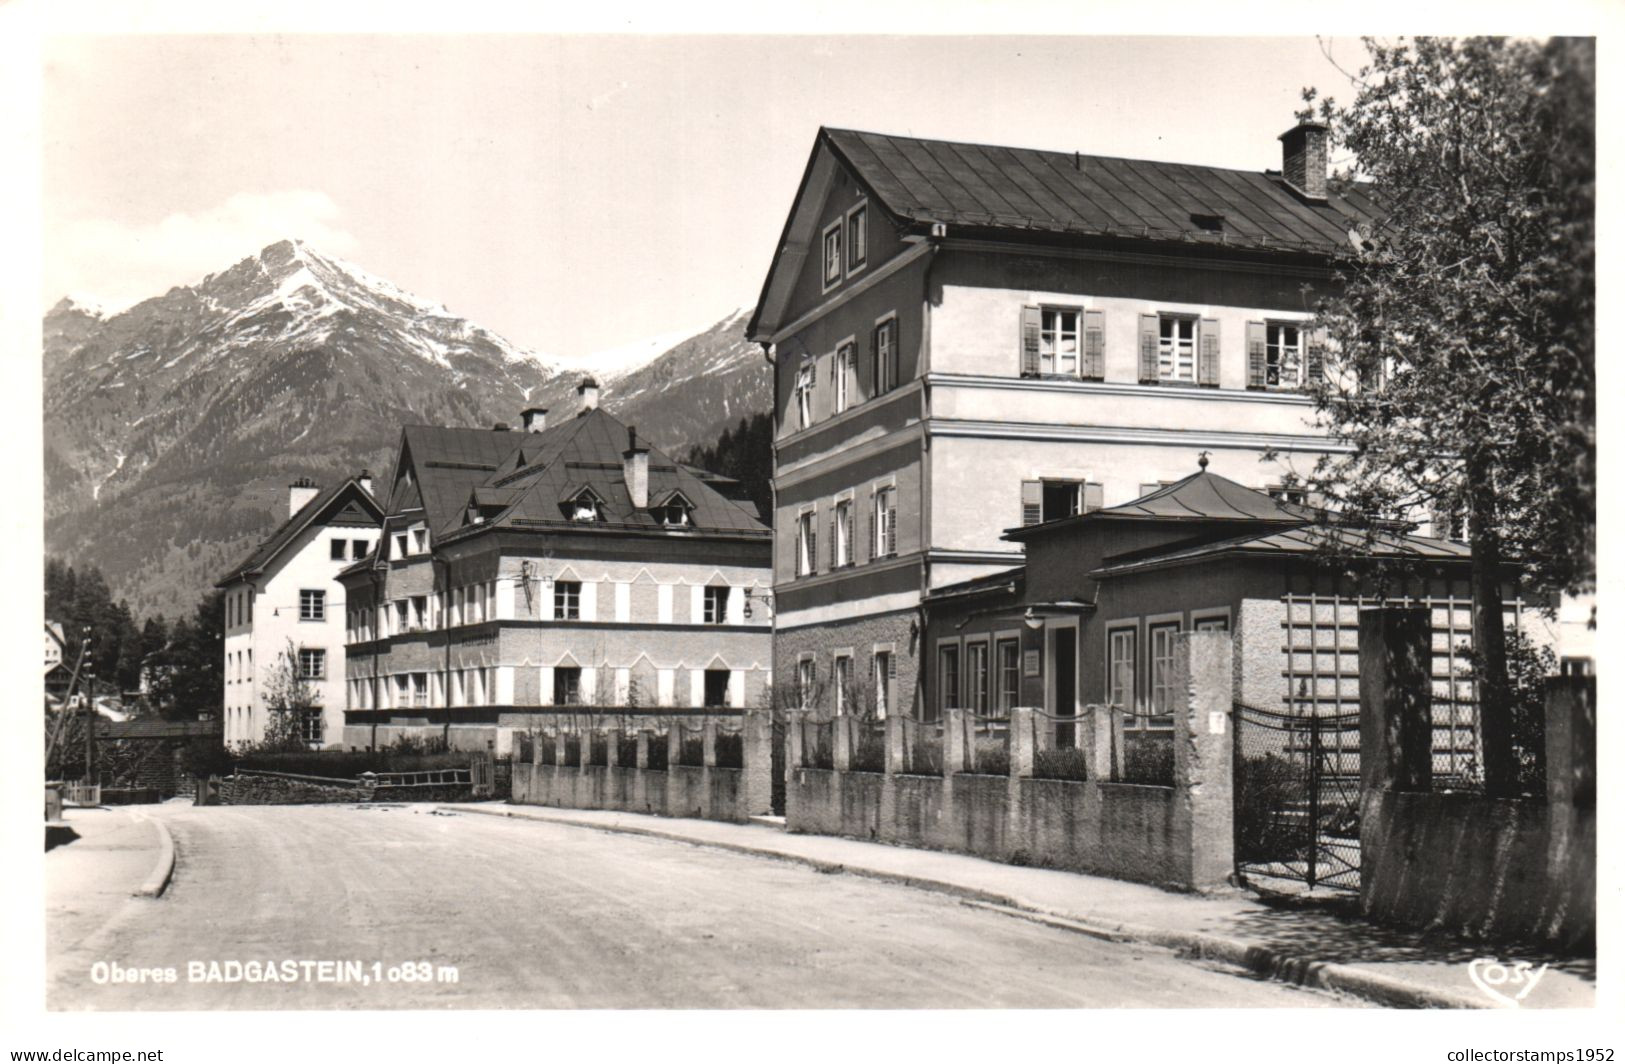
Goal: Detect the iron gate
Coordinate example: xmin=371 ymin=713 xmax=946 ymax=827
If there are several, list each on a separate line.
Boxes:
xmin=1233 ymin=702 xmax=1361 ymax=891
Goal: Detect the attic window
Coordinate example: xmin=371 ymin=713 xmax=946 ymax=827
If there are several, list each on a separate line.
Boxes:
xmin=1190 ymin=212 xmax=1225 ymax=232
xmin=654 ymin=493 xmax=694 ymax=528
xmin=567 ymin=489 xmax=603 ymax=523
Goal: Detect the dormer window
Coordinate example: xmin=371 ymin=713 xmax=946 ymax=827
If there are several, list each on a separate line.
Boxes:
xmin=567 ymin=488 xmax=603 ymax=523
xmin=654 ymin=492 xmax=694 ymax=528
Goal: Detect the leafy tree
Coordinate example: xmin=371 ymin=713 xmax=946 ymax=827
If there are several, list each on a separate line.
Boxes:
xmin=681 ymin=412 xmax=774 ymax=525
xmin=255 ymin=639 xmax=318 ymax=752
xmin=145 ymin=589 xmax=225 ymax=720
xmin=1299 ymin=37 xmax=1593 ymax=797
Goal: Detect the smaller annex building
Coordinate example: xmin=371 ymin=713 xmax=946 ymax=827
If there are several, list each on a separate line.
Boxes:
xmin=338 ymin=382 xmax=774 ymax=755
xmin=215 ymin=474 xmax=383 ymax=749
xmin=922 ymin=458 xmax=1553 ymax=788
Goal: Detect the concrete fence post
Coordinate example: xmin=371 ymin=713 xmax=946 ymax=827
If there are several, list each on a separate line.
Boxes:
xmin=943 ymin=708 xmax=965 ymax=778
xmin=833 ymin=713 xmax=852 ymax=772
xmin=1545 ymin=675 xmax=1596 ymax=810
xmin=667 ymin=719 xmax=682 ymax=769
xmin=742 ymin=709 xmax=772 ymax=816
xmin=787 ymin=710 xmax=803 ymax=770
xmin=884 ymin=714 xmax=904 ymax=775
xmin=606 ymin=724 xmax=620 ymax=768
xmin=635 ymin=729 xmax=650 ymax=769
xmin=1010 ymin=707 xmax=1035 ymax=778
xmin=1358 ymin=607 xmax=1433 ymax=794
xmin=553 ymin=724 xmax=567 ymax=768
xmin=702 ymin=720 xmax=717 ymax=768
xmin=1172 ymin=630 xmax=1234 ymax=891
xmin=1085 ymin=704 xmax=1113 ymax=783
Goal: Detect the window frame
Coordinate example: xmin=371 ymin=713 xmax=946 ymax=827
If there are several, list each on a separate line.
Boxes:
xmin=794 ymin=359 xmax=815 ymax=430
xmin=298 ymin=647 xmax=326 ymax=681
xmin=874 ymin=314 xmax=899 ymax=396
xmin=796 ymin=508 xmax=817 ymax=577
xmin=553 ymin=666 xmax=582 ymax=707
xmin=1264 ymin=320 xmax=1304 ymax=390
xmin=299 ymin=588 xmax=326 ymax=622
xmin=351 ymin=538 xmax=368 ymax=560
xmin=834 ymin=338 xmax=855 ymax=414
xmin=703 ymin=585 xmax=728 ymax=625
xmin=996 ymin=636 xmax=1021 ymax=713
xmin=965 ymin=639 xmax=990 ymax=716
xmin=846 ymin=201 xmax=868 ymax=275
xmin=833 ymin=653 xmax=852 ymax=716
xmin=873 ymin=485 xmax=897 ymax=559
xmin=796 ymin=656 xmax=816 ymax=710
xmin=1039 ymin=305 xmax=1083 ymax=377
xmin=821 ymin=219 xmax=844 ymax=293
xmin=329 ymin=539 xmax=347 ymax=561
xmin=1106 ymin=625 xmax=1137 ymax=715
xmin=1157 ymin=314 xmax=1198 ymax=383
xmin=936 ymin=641 xmax=961 ymax=720
xmin=299 ymin=708 xmax=324 ymax=745
xmin=703 ymin=668 xmax=732 ymax=709
xmin=554 ymin=580 xmax=582 ymax=621
xmin=1146 ymin=619 xmax=1181 ymax=729
xmin=834 ymin=497 xmax=853 ymax=568
xmin=872 ymin=648 xmax=893 ymax=719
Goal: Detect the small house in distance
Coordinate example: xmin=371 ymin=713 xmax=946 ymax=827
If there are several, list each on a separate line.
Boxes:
xmin=338 ymin=384 xmax=773 ymax=754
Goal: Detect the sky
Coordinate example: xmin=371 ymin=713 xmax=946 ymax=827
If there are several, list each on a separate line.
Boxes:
xmin=43 ymin=34 xmax=1373 ymax=366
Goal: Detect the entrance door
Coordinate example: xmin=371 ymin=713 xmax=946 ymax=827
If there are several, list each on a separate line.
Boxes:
xmin=1052 ymin=628 xmax=1077 ymax=748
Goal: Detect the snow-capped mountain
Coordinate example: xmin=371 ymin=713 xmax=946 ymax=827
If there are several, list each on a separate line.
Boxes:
xmin=43 ymin=240 xmax=769 ymax=618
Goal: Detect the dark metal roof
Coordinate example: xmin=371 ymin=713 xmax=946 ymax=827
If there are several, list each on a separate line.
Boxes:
xmin=216 ymin=477 xmax=382 ymax=587
xmin=393 ymin=425 xmax=523 ymax=536
xmin=924 ymin=566 xmax=1026 ymax=603
xmin=1093 ymin=525 xmax=1472 ymax=578
xmin=1097 ymin=470 xmax=1318 ymax=522
xmin=466 ymin=409 xmax=768 ymax=538
xmin=823 ymin=127 xmax=1379 ymax=254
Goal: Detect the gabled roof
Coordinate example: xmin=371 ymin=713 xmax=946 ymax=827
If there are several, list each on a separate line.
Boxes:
xmin=216 ymin=476 xmax=383 ymax=587
xmin=390 ymin=425 xmax=524 ymax=536
xmin=823 ymin=127 xmax=1378 ymax=253
xmin=453 ymin=408 xmax=768 ymax=539
xmin=1092 ymin=524 xmax=1472 ymax=579
xmin=752 ymin=126 xmax=1378 ymax=339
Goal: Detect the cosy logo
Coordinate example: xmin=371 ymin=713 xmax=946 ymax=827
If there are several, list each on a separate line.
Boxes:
xmin=1467 ymin=958 xmax=1548 ymax=1007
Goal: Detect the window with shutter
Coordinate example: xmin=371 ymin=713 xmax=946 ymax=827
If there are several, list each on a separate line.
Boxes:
xmin=1138 ymin=315 xmax=1159 ymax=383
xmin=1020 ymin=306 xmax=1042 ymax=377
xmin=1198 ymin=318 xmax=1220 ymax=386
xmin=1083 ymin=309 xmax=1105 ymax=379
xmin=1246 ymin=321 xmax=1267 ymax=389
xmin=1021 ymin=480 xmax=1043 ymax=526
xmin=875 ymin=316 xmax=898 ymax=395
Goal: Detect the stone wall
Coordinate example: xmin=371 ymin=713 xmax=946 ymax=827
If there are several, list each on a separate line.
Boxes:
xmin=1358 ymin=609 xmax=1595 ymax=952
xmin=216 ymin=770 xmax=473 ymax=805
xmin=508 ymin=712 xmax=773 ymax=823
xmin=785 ymin=632 xmax=1234 ymax=892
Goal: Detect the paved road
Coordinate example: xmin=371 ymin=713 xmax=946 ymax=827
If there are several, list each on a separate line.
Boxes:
xmin=48 ymin=803 xmax=1351 ymax=1009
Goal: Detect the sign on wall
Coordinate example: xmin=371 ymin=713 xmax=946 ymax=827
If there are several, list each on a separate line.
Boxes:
xmin=1023 ymin=649 xmax=1041 ymax=678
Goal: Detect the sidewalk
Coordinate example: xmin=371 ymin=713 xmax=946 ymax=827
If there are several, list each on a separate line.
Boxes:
xmin=440 ymin=802 xmax=1595 ymax=1010
xmin=45 ymin=805 xmax=172 ymax=960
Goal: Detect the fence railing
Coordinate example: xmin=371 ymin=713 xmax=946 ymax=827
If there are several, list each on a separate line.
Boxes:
xmin=519 ymin=709 xmax=752 ymax=774
xmin=60 ymin=782 xmax=102 ymax=807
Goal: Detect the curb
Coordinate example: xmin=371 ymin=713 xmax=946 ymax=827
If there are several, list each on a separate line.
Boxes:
xmin=439 ymin=804 xmax=1482 ymax=1010
xmin=132 ymin=812 xmax=176 ymax=898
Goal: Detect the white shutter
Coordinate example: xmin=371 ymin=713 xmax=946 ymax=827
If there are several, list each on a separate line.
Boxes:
xmin=495 ymin=578 xmax=515 ymax=620
xmin=580 ymin=667 xmax=597 ymax=706
xmin=658 ymin=584 xmax=673 ymax=624
xmin=690 ymin=669 xmax=705 ymax=708
xmin=615 ymin=581 xmax=631 ymax=623
xmin=726 ymin=586 xmax=744 ymax=625
xmin=581 ymin=581 xmax=598 ymax=622
xmin=690 ymin=584 xmax=704 ymax=625
xmin=496 ymin=667 xmax=514 ymax=705
xmin=539 ymin=666 xmax=554 ymax=706
xmin=657 ymin=669 xmax=675 ymax=707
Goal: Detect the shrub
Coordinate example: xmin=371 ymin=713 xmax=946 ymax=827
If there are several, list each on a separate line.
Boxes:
xmin=678 ymin=737 xmax=705 ymax=767
xmin=616 ymin=735 xmax=640 ymax=767
xmin=1235 ymin=752 xmax=1308 ymax=863
xmin=563 ymin=735 xmax=581 ymax=768
xmin=850 ymin=730 xmax=886 ymax=774
xmin=181 ymin=738 xmax=235 ymax=779
xmin=1032 ymin=747 xmax=1088 ymax=782
xmin=714 ymin=731 xmax=744 ymax=769
xmin=539 ymin=734 xmax=557 ymax=765
xmin=907 ymin=733 xmax=943 ymax=776
xmin=646 ymin=736 xmax=669 ymax=771
xmin=802 ymin=723 xmax=834 ymax=770
xmin=1119 ymin=734 xmax=1174 ymax=786
xmin=588 ymin=735 xmax=609 ymax=767
xmin=970 ymin=735 xmax=1009 ymax=776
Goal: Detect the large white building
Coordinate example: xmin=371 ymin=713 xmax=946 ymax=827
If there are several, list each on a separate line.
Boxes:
xmin=216 ymin=474 xmax=383 ymax=748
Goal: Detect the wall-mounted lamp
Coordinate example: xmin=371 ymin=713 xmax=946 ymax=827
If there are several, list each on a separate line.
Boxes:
xmin=744 ymin=590 xmax=774 ymax=620
xmin=1023 ymin=607 xmax=1044 ymax=631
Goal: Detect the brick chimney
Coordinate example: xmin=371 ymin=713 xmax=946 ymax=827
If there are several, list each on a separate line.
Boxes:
xmin=357 ymin=469 xmax=374 ymax=498
xmin=522 ymin=407 xmax=548 ymax=433
xmin=577 ymin=376 xmax=600 ymax=414
xmin=288 ymin=477 xmax=319 ymax=517
xmin=622 ymin=425 xmax=650 ymax=508
xmin=1279 ymin=121 xmax=1329 ymax=201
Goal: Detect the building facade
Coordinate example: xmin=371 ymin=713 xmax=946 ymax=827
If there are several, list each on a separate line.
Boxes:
xmin=338 ymin=385 xmax=774 ymax=755
xmin=215 ymin=475 xmax=383 ymax=748
xmin=747 ymin=122 xmax=1382 ymax=720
